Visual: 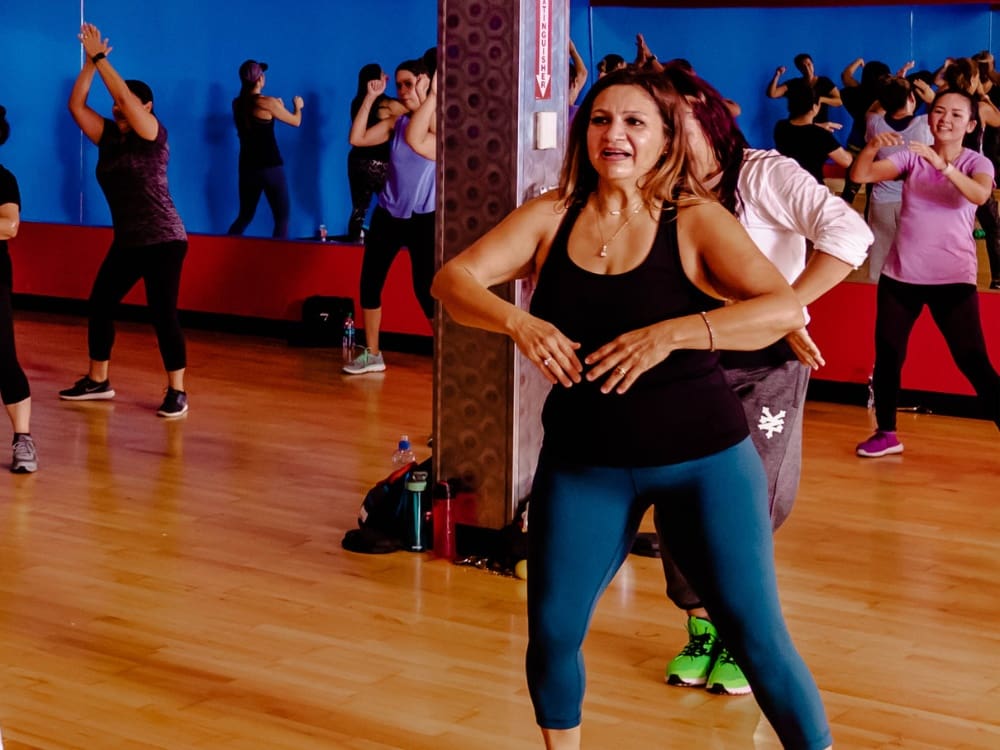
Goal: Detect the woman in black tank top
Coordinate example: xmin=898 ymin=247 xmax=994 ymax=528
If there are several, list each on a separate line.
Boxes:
xmin=345 ymin=64 xmax=405 ymax=242
xmin=433 ymin=70 xmax=832 ymax=750
xmin=226 ymin=59 xmax=304 ymax=238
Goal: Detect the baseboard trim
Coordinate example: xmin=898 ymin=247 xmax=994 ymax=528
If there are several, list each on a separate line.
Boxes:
xmin=12 ymin=293 xmax=433 ymax=356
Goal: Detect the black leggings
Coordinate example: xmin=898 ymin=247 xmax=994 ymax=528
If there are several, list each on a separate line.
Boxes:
xmin=975 ymin=194 xmax=1000 ymax=283
xmin=359 ymin=206 xmax=435 ymax=318
xmin=0 ymin=252 xmax=30 ymax=405
xmin=873 ymin=275 xmax=1000 ymax=430
xmin=88 ymin=240 xmax=188 ymax=372
xmin=227 ymin=165 xmax=290 ymax=239
xmin=347 ymin=152 xmax=389 ymax=239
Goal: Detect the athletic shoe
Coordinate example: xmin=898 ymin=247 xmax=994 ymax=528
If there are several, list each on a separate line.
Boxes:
xmin=59 ymin=376 xmax=115 ymax=401
xmin=157 ymin=388 xmax=188 ymax=418
xmin=706 ymin=646 xmax=752 ymax=695
xmin=11 ymin=434 xmax=38 ymax=474
xmin=666 ymin=616 xmax=719 ymax=687
xmin=342 ymin=348 xmax=386 ymax=375
xmin=856 ymin=430 xmax=903 ymax=457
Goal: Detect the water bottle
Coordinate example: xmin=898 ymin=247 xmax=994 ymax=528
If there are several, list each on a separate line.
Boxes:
xmin=318 ymin=224 xmax=328 ymax=241
xmin=432 ymin=480 xmax=456 ymax=560
xmin=342 ymin=313 xmax=355 ymax=361
xmin=392 ymin=435 xmax=416 ymax=468
xmin=406 ymin=470 xmax=430 ymax=551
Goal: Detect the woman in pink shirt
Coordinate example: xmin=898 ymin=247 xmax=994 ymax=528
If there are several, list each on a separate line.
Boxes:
xmin=851 ymin=89 xmax=1000 ymax=456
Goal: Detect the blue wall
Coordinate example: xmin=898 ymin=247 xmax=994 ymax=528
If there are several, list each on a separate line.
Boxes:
xmin=4 ymin=2 xmax=995 ymax=238
xmin=587 ymin=3 xmax=994 ymax=150
xmin=6 ymin=0 xmax=435 ymax=238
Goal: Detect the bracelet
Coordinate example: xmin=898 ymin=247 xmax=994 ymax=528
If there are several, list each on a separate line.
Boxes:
xmin=699 ymin=311 xmax=716 ymax=352
xmin=91 ymin=52 xmax=106 ymax=64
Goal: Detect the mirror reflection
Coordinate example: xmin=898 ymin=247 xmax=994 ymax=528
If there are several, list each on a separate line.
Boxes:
xmin=580 ymin=1 xmax=999 ymax=290
xmin=5 ymin=2 xmax=999 ymax=289
xmin=7 ymin=0 xmax=436 ymax=242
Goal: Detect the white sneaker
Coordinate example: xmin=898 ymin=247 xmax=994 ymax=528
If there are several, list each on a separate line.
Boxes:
xmin=342 ymin=348 xmax=386 ymax=375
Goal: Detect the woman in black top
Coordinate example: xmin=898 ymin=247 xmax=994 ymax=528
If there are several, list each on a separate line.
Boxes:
xmin=62 ymin=22 xmax=189 ymax=418
xmin=345 ymin=63 xmax=405 ymax=242
xmin=0 ymin=106 xmax=37 ymax=472
xmin=226 ymin=59 xmax=304 ymax=239
xmin=432 ymin=70 xmax=832 ymax=750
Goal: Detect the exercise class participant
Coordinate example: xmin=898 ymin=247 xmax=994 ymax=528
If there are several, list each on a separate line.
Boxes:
xmin=61 ymin=23 xmax=189 ymax=418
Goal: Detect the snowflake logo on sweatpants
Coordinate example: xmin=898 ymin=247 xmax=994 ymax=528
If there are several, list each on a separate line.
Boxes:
xmin=757 ymin=406 xmax=786 ymax=439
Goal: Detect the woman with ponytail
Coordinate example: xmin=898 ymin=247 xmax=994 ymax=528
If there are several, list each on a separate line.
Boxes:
xmin=226 ymin=59 xmax=304 ymax=238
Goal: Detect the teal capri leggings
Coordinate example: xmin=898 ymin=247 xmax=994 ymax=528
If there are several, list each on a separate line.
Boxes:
xmin=526 ymin=437 xmax=832 ymax=750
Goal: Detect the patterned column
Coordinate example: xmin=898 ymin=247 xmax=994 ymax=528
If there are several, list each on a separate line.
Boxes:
xmin=434 ymin=0 xmax=569 ymax=528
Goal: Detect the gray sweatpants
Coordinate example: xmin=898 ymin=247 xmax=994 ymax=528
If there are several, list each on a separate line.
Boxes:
xmin=867 ymin=200 xmax=900 ymax=282
xmin=656 ymin=359 xmax=811 ymax=610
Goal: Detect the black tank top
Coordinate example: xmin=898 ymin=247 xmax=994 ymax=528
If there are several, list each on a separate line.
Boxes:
xmin=233 ymin=97 xmax=283 ymax=169
xmin=530 ymin=201 xmax=749 ymax=467
xmin=349 ymin=94 xmax=393 ymax=163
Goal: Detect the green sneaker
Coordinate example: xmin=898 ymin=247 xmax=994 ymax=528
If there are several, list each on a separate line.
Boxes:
xmin=666 ymin=616 xmax=719 ymax=687
xmin=707 ymin=645 xmax=752 ymax=695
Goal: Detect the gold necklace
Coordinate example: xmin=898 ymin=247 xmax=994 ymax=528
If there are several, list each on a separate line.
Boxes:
xmin=596 ymin=203 xmax=643 ymax=257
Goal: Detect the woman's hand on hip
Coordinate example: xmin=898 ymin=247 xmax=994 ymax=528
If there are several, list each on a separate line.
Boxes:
xmin=785 ymin=327 xmax=825 ymax=370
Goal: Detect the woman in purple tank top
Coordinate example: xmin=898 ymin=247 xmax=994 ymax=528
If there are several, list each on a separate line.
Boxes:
xmin=343 ymin=57 xmax=434 ymax=376
xmin=432 ymin=70 xmax=833 ymax=750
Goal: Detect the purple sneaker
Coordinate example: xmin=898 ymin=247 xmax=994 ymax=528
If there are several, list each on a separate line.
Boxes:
xmin=856 ymin=430 xmax=904 ymax=458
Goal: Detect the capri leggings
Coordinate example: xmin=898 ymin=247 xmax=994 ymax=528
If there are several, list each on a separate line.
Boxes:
xmin=227 ymin=165 xmax=290 ymax=239
xmin=87 ymin=240 xmax=188 ymax=372
xmin=0 ymin=252 xmax=30 ymax=405
xmin=359 ymin=205 xmax=435 ymax=319
xmin=873 ymin=275 xmax=1000 ymax=431
xmin=526 ymin=437 xmax=832 ymax=750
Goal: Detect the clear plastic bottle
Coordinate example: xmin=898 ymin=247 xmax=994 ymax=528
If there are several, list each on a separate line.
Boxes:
xmin=392 ymin=435 xmax=416 ymax=468
xmin=318 ymin=224 xmax=327 ymax=241
xmin=342 ymin=313 xmax=355 ymax=361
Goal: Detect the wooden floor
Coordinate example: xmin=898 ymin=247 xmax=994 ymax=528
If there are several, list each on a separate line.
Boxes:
xmin=1 ymin=312 xmax=997 ymax=749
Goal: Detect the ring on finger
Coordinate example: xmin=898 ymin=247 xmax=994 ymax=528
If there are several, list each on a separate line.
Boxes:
xmin=542 ymin=357 xmax=552 ymax=367
xmin=614 ymin=365 xmax=628 ymax=376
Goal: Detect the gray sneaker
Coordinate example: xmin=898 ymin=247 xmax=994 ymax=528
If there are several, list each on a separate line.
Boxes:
xmin=342 ymin=348 xmax=386 ymax=375
xmin=11 ymin=434 xmax=38 ymax=473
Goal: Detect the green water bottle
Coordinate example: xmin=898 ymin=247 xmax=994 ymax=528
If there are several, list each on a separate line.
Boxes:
xmin=406 ymin=471 xmax=430 ymax=551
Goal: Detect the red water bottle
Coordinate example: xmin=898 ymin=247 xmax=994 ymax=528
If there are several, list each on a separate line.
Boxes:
xmin=432 ymin=481 xmax=456 ymax=560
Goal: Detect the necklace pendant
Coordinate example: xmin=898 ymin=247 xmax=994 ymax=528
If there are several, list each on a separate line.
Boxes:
xmin=599 ymin=245 xmax=608 ymax=258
